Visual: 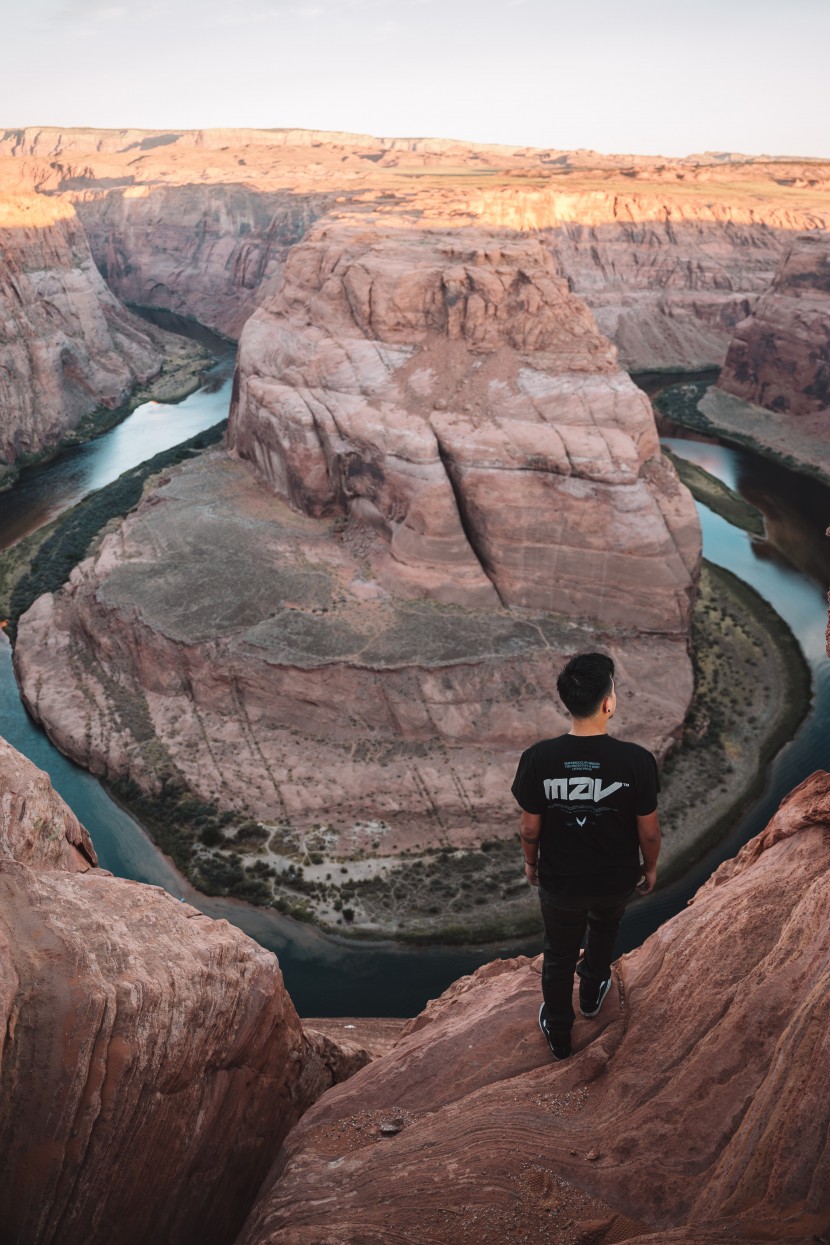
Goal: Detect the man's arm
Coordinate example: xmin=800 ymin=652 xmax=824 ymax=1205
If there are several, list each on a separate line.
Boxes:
xmin=520 ymin=811 xmax=542 ymax=887
xmin=636 ymin=810 xmax=661 ymax=894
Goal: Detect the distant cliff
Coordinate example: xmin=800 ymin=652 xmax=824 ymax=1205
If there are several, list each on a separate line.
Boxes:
xmin=717 ymin=231 xmax=830 ymax=414
xmin=697 ymin=232 xmax=830 ymax=481
xmin=0 ymin=194 xmax=168 ymax=466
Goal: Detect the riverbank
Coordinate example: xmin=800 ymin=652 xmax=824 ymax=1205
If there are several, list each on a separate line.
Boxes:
xmin=0 ymin=422 xmax=227 ymax=634
xmin=661 ymin=447 xmax=765 ymax=535
xmin=656 ymin=379 xmax=830 ymax=487
xmin=0 ymin=329 xmax=211 ymax=493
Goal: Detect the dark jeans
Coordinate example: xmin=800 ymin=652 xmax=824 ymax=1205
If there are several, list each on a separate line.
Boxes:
xmin=539 ymin=885 xmax=632 ymax=1037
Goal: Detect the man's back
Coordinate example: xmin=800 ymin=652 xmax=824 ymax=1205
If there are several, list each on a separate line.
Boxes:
xmin=512 ymin=733 xmax=659 ymax=895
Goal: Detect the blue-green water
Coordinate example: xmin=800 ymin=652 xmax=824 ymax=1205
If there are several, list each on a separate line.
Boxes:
xmin=1 ymin=378 xmax=828 ymax=1013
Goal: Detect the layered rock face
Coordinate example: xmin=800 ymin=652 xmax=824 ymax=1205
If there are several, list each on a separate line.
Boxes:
xmin=229 ymin=224 xmax=699 ymax=629
xmin=238 ymin=770 xmax=830 ymax=1244
xmin=13 ymin=228 xmax=699 ymax=865
xmin=717 ymin=231 xmax=830 ymax=414
xmin=3 ymin=129 xmax=826 ymax=372
xmin=0 ymin=194 xmax=167 ymax=464
xmin=0 ymin=737 xmax=366 ymax=1245
xmin=75 ymin=186 xmax=331 ymax=340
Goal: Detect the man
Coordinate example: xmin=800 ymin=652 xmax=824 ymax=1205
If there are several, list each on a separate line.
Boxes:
xmin=511 ymin=652 xmax=661 ymax=1061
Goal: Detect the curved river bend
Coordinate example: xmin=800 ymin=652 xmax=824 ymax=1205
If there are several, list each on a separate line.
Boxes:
xmin=1 ymin=356 xmax=828 ymax=1015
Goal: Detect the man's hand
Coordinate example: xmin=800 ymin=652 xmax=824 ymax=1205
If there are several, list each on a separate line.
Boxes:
xmin=519 ymin=810 xmax=542 ymax=888
xmin=636 ymin=811 xmax=661 ymax=896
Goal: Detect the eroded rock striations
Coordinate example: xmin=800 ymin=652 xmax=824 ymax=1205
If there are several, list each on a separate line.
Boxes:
xmin=13 ymin=227 xmax=700 ymax=898
xmin=5 ymin=130 xmax=828 ymax=371
xmin=76 ymin=185 xmax=331 ymax=340
xmin=0 ymin=737 xmax=367 ymax=1245
xmin=0 ymin=194 xmax=168 ymax=466
xmin=229 ymin=223 xmax=699 ymax=629
xmin=237 ymin=769 xmax=830 ymax=1245
xmin=717 ymin=231 xmax=830 ymax=415
xmin=698 ymin=231 xmax=830 ymax=479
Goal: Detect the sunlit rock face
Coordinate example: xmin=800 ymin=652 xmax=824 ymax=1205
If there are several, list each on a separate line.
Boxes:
xmin=229 ymin=223 xmax=700 ymax=631
xmin=237 ymin=770 xmax=830 ymax=1245
xmin=3 ymin=128 xmax=825 ymax=372
xmin=0 ymin=736 xmax=367 ymax=1245
xmin=717 ymin=231 xmax=830 ymax=414
xmin=0 ymin=194 xmax=164 ymax=463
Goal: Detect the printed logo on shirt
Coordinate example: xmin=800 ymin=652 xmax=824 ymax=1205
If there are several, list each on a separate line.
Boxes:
xmin=544 ymin=777 xmax=623 ymax=802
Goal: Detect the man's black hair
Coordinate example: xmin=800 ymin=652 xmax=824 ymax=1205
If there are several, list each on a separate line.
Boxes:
xmin=557 ymin=652 xmax=615 ymax=719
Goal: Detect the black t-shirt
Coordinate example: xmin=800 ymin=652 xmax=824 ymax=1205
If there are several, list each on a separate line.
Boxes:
xmin=511 ymin=733 xmax=659 ymax=896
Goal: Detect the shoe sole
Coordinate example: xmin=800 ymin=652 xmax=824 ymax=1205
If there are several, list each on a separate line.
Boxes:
xmin=538 ymin=1003 xmax=571 ymax=1060
xmin=580 ymin=976 xmax=613 ymax=1018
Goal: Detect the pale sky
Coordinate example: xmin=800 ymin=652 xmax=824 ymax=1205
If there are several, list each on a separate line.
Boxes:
xmin=2 ymin=0 xmax=828 ymax=158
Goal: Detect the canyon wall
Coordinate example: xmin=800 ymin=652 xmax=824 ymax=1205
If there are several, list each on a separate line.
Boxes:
xmin=716 ymin=231 xmax=830 ymax=414
xmin=0 ymin=194 xmax=168 ymax=465
xmin=238 ymin=769 xmax=830 ymax=1244
xmin=3 ymin=130 xmax=825 ymax=372
xmin=71 ymin=176 xmax=826 ymax=368
xmin=73 ymin=186 xmax=333 ymax=340
xmin=0 ymin=736 xmax=366 ymax=1245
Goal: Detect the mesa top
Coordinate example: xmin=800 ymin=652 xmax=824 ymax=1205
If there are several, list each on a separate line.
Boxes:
xmin=511 ymin=734 xmax=659 ymax=895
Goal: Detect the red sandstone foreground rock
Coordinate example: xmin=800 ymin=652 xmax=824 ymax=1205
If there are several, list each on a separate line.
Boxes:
xmin=0 ymin=737 xmax=367 ymax=1245
xmin=238 ymin=769 xmax=830 ymax=1244
xmin=0 ymin=194 xmax=170 ymax=466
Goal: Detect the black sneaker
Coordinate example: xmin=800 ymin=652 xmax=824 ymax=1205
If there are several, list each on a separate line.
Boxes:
xmin=579 ymin=976 xmax=612 ymax=1018
xmin=538 ymin=1003 xmax=572 ymax=1060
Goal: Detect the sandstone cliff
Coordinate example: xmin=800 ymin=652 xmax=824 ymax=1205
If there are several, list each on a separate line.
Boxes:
xmin=717 ymin=231 xmax=830 ymax=415
xmin=237 ymin=769 xmax=830 ymax=1244
xmin=229 ymin=222 xmax=699 ymax=629
xmin=74 ymin=185 xmax=332 ymax=340
xmin=697 ymin=232 xmax=830 ymax=479
xmin=0 ymin=737 xmax=367 ymax=1245
xmin=0 ymin=194 xmax=169 ymax=465
xmin=3 ymin=129 xmax=825 ymax=369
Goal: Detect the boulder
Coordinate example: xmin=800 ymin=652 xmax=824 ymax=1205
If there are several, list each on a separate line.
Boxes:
xmin=0 ymin=737 xmax=366 ymax=1245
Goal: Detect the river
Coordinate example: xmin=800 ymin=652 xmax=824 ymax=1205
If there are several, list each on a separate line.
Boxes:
xmin=1 ymin=346 xmax=828 ymax=1015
